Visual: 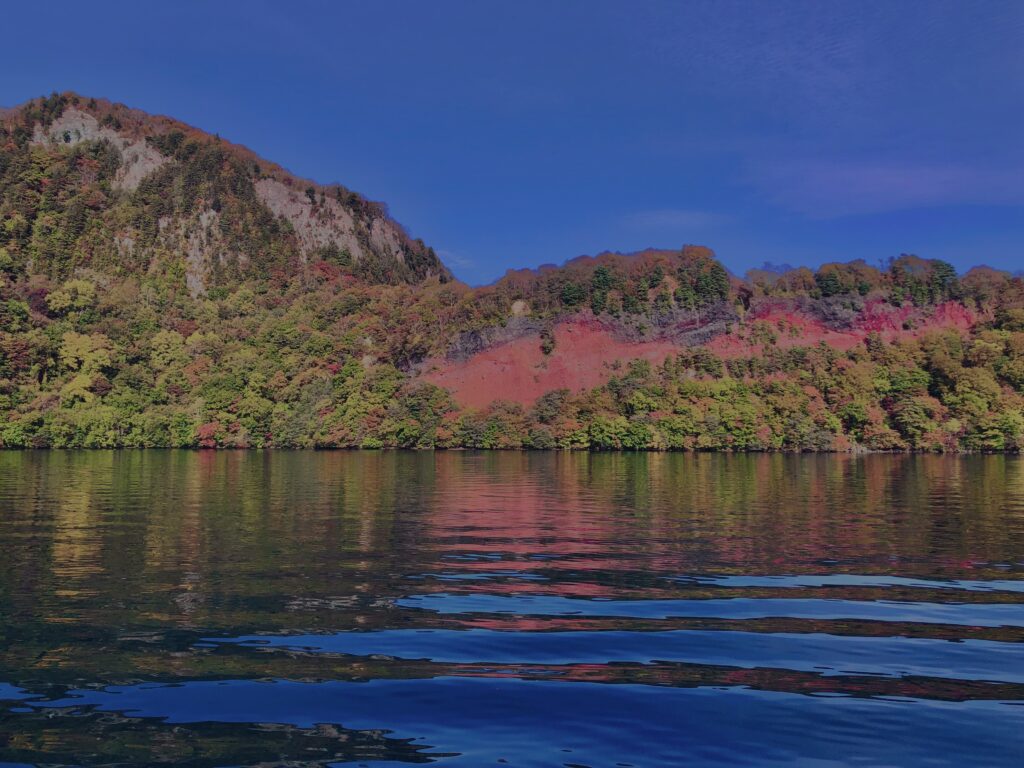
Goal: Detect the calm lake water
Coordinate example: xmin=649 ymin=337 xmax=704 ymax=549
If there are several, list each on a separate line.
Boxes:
xmin=1 ymin=451 xmax=1023 ymax=767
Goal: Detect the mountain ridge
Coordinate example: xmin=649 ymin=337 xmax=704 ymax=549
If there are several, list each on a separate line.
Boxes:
xmin=3 ymin=92 xmax=450 ymax=294
xmin=2 ymin=93 xmax=1024 ymax=451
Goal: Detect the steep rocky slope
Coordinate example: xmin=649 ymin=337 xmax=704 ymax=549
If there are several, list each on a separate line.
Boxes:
xmin=1 ymin=92 xmax=449 ymax=295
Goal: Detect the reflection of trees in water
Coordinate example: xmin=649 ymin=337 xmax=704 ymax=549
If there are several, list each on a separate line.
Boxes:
xmin=2 ymin=452 xmax=1023 ymax=645
xmin=0 ymin=700 xmax=438 ymax=766
xmin=426 ymin=452 xmax=1024 ymax=577
xmin=0 ymin=451 xmax=1022 ymax=765
xmin=4 ymin=652 xmax=1023 ymax=763
xmin=1 ymin=452 xmax=1022 ymax=630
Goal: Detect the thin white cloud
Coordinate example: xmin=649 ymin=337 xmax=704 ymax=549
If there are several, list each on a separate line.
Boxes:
xmin=437 ymin=249 xmax=475 ymax=270
xmin=624 ymin=209 xmax=730 ymax=231
xmin=752 ymin=160 xmax=1024 ymax=218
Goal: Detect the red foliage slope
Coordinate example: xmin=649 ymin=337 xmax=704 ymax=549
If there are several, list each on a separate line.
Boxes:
xmin=424 ymin=302 xmax=980 ymax=409
xmin=423 ymin=317 xmax=680 ymax=408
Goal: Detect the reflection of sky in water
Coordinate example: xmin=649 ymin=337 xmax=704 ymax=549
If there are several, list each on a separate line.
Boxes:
xmin=675 ymin=574 xmax=1024 ymax=592
xmin=398 ymin=593 xmax=1024 ymax=627
xmin=206 ymin=628 xmax=1024 ymax=682
xmin=32 ymin=678 xmax=1024 ymax=767
xmin=0 ymin=684 xmax=31 ymax=701
xmin=0 ymin=451 xmax=1022 ymax=766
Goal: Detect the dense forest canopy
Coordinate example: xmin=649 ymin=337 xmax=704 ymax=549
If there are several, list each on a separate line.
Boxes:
xmin=2 ymin=93 xmax=1024 ymax=451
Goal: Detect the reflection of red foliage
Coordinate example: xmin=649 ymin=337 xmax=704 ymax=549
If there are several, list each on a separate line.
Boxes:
xmin=416 ymin=452 xmax=1004 ymax=608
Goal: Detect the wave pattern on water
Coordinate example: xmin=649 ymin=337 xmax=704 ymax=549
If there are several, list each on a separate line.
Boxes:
xmin=0 ymin=451 xmax=1023 ymax=766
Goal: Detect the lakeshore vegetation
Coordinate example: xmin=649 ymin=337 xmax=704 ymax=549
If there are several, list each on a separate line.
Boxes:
xmin=3 ymin=94 xmax=1024 ymax=452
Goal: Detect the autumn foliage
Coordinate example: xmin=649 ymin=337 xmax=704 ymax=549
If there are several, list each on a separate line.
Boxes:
xmin=2 ymin=94 xmax=1024 ymax=451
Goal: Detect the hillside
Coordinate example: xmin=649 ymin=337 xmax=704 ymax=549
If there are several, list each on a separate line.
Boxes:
xmin=0 ymin=92 xmax=449 ymax=292
xmin=2 ymin=93 xmax=1024 ymax=451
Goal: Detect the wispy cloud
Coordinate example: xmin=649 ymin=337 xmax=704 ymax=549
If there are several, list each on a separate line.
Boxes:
xmin=623 ymin=209 xmax=730 ymax=231
xmin=437 ymin=249 xmax=475 ymax=270
xmin=752 ymin=160 xmax=1024 ymax=218
xmin=438 ymin=249 xmax=493 ymax=285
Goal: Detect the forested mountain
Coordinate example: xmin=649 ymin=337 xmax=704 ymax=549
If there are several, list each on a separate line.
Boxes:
xmin=1 ymin=92 xmax=448 ymax=290
xmin=2 ymin=93 xmax=1024 ymax=451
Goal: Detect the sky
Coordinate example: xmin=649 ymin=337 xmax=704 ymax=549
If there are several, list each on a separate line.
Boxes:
xmin=1 ymin=0 xmax=1022 ymax=284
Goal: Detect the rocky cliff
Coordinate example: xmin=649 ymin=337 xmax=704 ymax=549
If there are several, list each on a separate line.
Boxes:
xmin=1 ymin=92 xmax=450 ymax=296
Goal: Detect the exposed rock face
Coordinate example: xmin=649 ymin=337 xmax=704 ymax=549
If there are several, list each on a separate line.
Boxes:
xmin=176 ymin=209 xmax=224 ymax=297
xmin=31 ymin=107 xmax=168 ymax=191
xmin=254 ymin=178 xmax=408 ymax=266
xmin=255 ymin=179 xmax=359 ymax=256
xmin=8 ymin=93 xmax=450 ymax=291
xmin=444 ymin=316 xmax=545 ymax=363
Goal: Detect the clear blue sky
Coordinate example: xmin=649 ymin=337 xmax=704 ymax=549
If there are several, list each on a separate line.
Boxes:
xmin=2 ymin=1 xmax=1021 ymax=284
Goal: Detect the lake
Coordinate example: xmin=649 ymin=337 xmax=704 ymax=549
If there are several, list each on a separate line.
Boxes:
xmin=0 ymin=451 xmax=1022 ymax=766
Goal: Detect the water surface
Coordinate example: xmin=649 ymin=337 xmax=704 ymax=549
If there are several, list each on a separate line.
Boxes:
xmin=1 ymin=451 xmax=1022 ymax=766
